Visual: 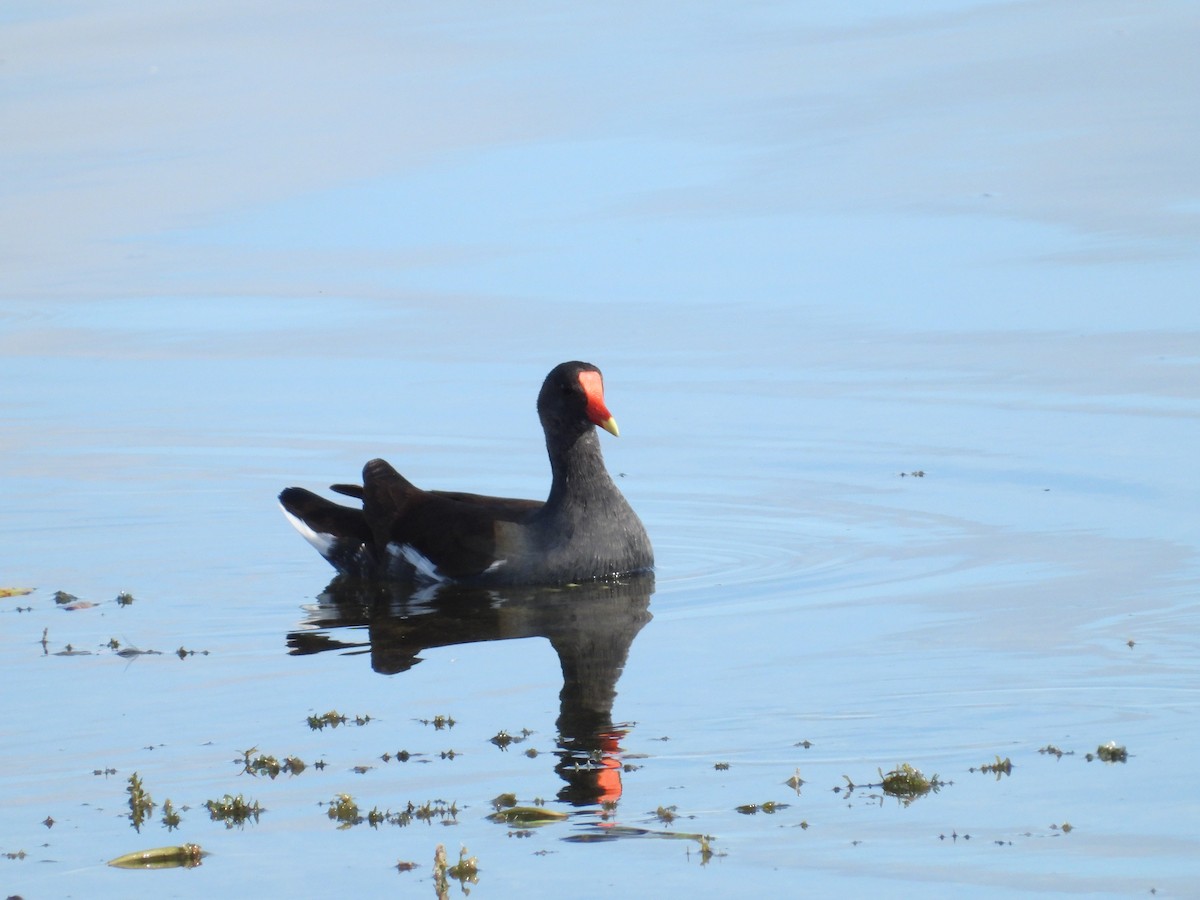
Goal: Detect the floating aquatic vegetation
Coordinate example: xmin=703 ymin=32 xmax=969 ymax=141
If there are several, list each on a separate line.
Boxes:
xmin=115 ymin=592 xmax=135 ymax=606
xmin=735 ymin=801 xmax=788 ymax=815
xmin=836 ymin=765 xmax=947 ymax=806
xmin=434 ymin=844 xmax=479 ymax=894
xmin=695 ymin=834 xmax=721 ymax=864
xmin=307 ymin=710 xmax=371 ymax=730
xmin=0 ymin=587 xmax=35 ymax=598
xmin=239 ymin=748 xmax=306 ymax=779
xmin=1090 ymin=742 xmax=1127 ymax=763
xmin=880 ymin=764 xmax=943 ymax=804
xmin=486 ymin=806 xmax=568 ymax=826
xmin=205 ymin=794 xmax=263 ymax=828
xmin=160 ymin=799 xmax=182 ymax=830
xmin=175 ymin=646 xmax=211 ymax=659
xmin=418 ymin=714 xmax=456 ymax=730
xmin=326 ymin=797 xmax=459 ymax=830
xmin=653 ymin=805 xmax=677 ymax=824
xmin=785 ymin=769 xmax=804 ymax=792
xmin=53 ymin=590 xmax=95 ymax=611
xmin=108 ymin=843 xmax=203 ymax=870
xmin=491 ymin=792 xmax=517 ymax=810
xmin=126 ymin=773 xmax=154 ymax=831
xmin=409 ymin=800 xmax=457 ymax=827
xmin=326 ymin=793 xmax=360 ymax=827
xmin=972 ymin=756 xmax=1013 ymax=778
xmin=1038 ymin=744 xmax=1071 ymax=759
xmin=713 ymin=762 xmax=730 ymax=771
xmin=489 ymin=728 xmax=533 ymax=751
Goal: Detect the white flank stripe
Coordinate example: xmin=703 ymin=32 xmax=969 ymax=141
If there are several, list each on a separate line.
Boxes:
xmin=388 ymin=542 xmax=446 ymax=583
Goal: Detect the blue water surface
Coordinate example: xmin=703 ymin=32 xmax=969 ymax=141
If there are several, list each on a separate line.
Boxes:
xmin=3 ymin=2 xmax=1199 ymax=897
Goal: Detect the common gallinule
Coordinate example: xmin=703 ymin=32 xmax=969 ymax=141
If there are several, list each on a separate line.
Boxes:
xmin=279 ymin=361 xmax=653 ymax=585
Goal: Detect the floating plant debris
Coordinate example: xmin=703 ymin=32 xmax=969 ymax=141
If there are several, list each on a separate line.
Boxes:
xmin=972 ymin=756 xmax=1013 ymax=778
xmin=239 ymin=749 xmax=307 ymax=779
xmin=735 ymin=801 xmax=788 ymax=815
xmin=880 ymin=763 xmax=943 ymax=804
xmin=491 ymin=792 xmax=518 ymax=810
xmin=1038 ymin=744 xmax=1071 ymax=759
xmin=126 ymin=773 xmax=154 ymax=831
xmin=1090 ymin=742 xmax=1128 ymax=763
xmin=434 ymin=844 xmax=479 ymax=893
xmin=486 ymin=806 xmax=568 ymax=826
xmin=489 ymin=727 xmax=533 ymax=751
xmin=307 ymin=710 xmax=371 ymax=730
xmin=205 ymin=794 xmax=263 ymax=828
xmin=326 ymin=793 xmax=360 ymax=827
xmin=327 ymin=797 xmax=461 ymax=831
xmin=108 ymin=843 xmax=203 ymax=870
xmin=161 ymin=799 xmax=182 ymax=830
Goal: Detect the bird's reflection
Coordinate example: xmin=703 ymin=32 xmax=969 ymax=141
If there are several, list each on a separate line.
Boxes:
xmin=287 ymin=572 xmax=653 ymax=807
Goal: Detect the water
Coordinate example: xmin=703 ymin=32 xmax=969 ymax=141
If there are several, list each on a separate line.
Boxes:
xmin=3 ymin=1 xmax=1199 ymax=897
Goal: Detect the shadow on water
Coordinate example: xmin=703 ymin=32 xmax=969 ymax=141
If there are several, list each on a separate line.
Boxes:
xmin=287 ymin=572 xmax=654 ymax=807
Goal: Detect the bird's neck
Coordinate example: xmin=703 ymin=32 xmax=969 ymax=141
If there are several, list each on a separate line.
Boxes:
xmin=545 ymin=426 xmax=615 ymax=508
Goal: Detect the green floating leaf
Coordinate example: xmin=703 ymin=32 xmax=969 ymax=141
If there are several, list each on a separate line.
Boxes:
xmin=486 ymin=806 xmax=568 ymax=826
xmin=108 ymin=843 xmax=203 ymax=869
